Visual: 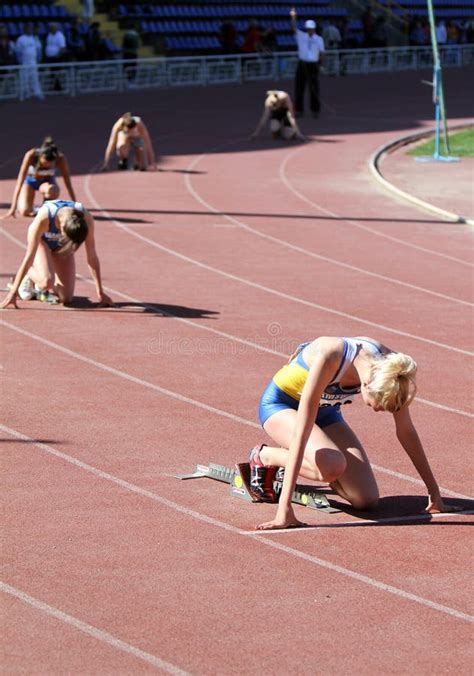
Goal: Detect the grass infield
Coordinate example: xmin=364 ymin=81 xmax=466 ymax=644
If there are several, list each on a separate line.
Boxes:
xmin=408 ymin=127 xmax=474 ymax=157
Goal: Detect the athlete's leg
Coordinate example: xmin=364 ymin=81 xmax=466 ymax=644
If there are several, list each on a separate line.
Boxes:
xmin=17 ymin=183 xmax=36 ymax=217
xmin=26 ymin=241 xmax=55 ymax=290
xmin=134 ymin=145 xmax=147 ymax=170
xmin=281 ymin=125 xmax=296 ymax=140
xmin=262 ymin=410 xmax=378 ymax=509
xmin=324 ymin=421 xmax=379 ymax=510
xmin=51 ymin=252 xmax=76 ymax=303
xmin=117 ymin=131 xmax=130 ymax=162
xmin=262 ymin=409 xmax=347 ymax=483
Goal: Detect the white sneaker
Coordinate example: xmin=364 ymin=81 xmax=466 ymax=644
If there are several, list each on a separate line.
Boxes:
xmin=18 ymin=276 xmax=34 ymax=300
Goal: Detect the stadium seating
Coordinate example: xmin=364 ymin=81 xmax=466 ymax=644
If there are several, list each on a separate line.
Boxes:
xmin=111 ymin=2 xmax=352 ymax=55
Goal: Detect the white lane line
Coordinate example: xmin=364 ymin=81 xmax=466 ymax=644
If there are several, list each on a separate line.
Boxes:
xmin=1 ymin=582 xmax=189 ymax=675
xmin=2 ymin=225 xmax=470 ymax=418
xmin=1 ymin=321 xmax=473 ymax=496
xmin=1 ymin=425 xmax=473 ymax=625
xmin=279 ymin=146 xmax=474 ymax=267
xmin=0 ymin=319 xmax=259 ymax=430
xmin=184 ymin=155 xmax=472 ymax=307
xmin=247 ymin=510 xmax=474 ymax=533
xmin=81 ymin=181 xmax=473 ymax=357
xmin=251 ymin=538 xmax=474 ymax=623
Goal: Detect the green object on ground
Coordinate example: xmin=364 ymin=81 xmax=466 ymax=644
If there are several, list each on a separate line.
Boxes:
xmin=408 ymin=128 xmax=474 ymax=157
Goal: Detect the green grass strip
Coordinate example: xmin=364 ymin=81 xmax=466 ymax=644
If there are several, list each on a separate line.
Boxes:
xmin=408 ymin=127 xmax=474 ymax=157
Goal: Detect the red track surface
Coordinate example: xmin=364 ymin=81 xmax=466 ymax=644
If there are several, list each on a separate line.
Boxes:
xmin=1 ymin=69 xmax=473 ymax=674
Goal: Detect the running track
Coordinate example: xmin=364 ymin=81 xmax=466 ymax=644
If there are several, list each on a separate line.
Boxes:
xmin=1 ymin=69 xmax=473 ymax=674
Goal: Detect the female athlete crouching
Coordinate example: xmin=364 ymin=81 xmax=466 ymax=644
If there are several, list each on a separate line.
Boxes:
xmin=248 ymin=335 xmax=458 ymax=530
xmin=1 ymin=199 xmax=113 ymax=308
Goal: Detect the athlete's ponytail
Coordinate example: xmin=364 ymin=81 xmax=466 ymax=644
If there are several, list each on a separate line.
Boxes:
xmin=367 ymin=352 xmax=417 ymax=412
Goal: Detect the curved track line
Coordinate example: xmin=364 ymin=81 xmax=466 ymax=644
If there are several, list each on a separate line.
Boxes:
xmin=2 ymin=225 xmax=469 ymax=417
xmin=279 ymin=146 xmax=473 ymax=267
xmin=369 ymin=126 xmax=474 ymax=226
xmin=1 ymin=425 xmax=472 ymax=624
xmin=184 ymin=152 xmax=471 ymax=307
xmin=1 ymin=583 xmax=189 ymax=675
xmin=81 ymin=183 xmax=473 ymax=357
xmin=2 ymin=321 xmax=472 ymax=492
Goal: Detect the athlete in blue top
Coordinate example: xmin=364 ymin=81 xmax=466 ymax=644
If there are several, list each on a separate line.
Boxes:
xmin=1 ymin=199 xmax=113 ymax=308
xmin=3 ymin=137 xmax=76 ymax=218
xmin=249 ymin=335 xmax=457 ymax=530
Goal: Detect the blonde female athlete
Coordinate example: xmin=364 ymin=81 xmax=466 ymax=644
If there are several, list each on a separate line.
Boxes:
xmin=101 ymin=112 xmax=157 ymax=171
xmin=0 ymin=199 xmax=113 ymax=308
xmin=251 ymin=90 xmax=306 ymax=141
xmin=3 ymin=137 xmax=76 ymax=218
xmin=249 ymin=335 xmax=457 ymax=530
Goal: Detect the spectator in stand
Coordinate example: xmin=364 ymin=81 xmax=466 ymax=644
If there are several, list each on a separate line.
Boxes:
xmin=290 ymin=7 xmax=325 ymax=118
xmin=322 ymin=20 xmax=342 ymax=50
xmin=409 ymin=19 xmax=426 ymax=46
xmin=362 ymin=6 xmax=374 ymax=47
xmin=45 ymin=23 xmax=67 ymax=90
xmin=83 ymin=0 xmax=94 ymax=21
xmin=370 ymin=15 xmax=388 ymax=48
xmin=45 ymin=23 xmax=67 ymax=62
xmin=446 ymin=21 xmax=459 ymax=45
xmin=259 ymin=26 xmax=277 ymax=54
xmin=0 ymin=24 xmax=16 ymax=66
xmin=218 ymin=19 xmax=237 ymax=54
xmin=465 ymin=21 xmax=474 ymax=44
xmin=15 ymin=23 xmax=43 ymax=100
xmin=241 ymin=19 xmax=262 ymax=53
xmin=67 ymin=18 xmax=86 ymax=61
xmin=85 ymin=22 xmax=112 ymax=61
xmin=122 ymin=21 xmax=140 ymax=81
xmin=436 ymin=20 xmax=447 ymax=46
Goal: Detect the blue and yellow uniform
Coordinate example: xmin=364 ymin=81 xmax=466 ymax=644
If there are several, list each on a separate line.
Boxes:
xmin=259 ymin=337 xmax=384 ymax=428
xmin=42 ymin=199 xmax=84 ymax=252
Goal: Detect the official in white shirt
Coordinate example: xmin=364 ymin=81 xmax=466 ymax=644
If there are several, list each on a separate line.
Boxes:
xmin=290 ymin=8 xmax=325 ymax=117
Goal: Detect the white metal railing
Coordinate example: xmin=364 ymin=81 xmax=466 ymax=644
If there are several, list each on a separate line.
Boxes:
xmin=1 ymin=45 xmax=473 ymax=100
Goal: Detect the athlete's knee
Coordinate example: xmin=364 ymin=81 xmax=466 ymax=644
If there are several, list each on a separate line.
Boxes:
xmin=19 ymin=208 xmax=33 ymax=217
xmin=349 ymin=485 xmax=379 ymax=511
xmin=270 ymin=119 xmax=281 ymax=133
xmin=314 ymin=447 xmax=347 ymax=483
xmin=35 ymin=273 xmax=53 ymax=290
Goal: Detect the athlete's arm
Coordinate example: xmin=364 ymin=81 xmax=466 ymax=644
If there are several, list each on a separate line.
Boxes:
xmin=393 ymin=406 xmax=460 ymax=513
xmin=83 ymin=212 xmax=114 ymax=307
xmin=251 ymin=103 xmax=271 ymax=138
xmin=3 ymin=149 xmax=35 ymax=218
xmin=138 ymin=121 xmax=156 ymax=169
xmin=0 ymin=209 xmax=48 ymax=307
xmin=102 ymin=120 xmax=121 ymax=170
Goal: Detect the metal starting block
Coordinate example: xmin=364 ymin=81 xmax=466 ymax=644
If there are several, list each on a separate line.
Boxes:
xmin=175 ymin=462 xmax=338 ymax=513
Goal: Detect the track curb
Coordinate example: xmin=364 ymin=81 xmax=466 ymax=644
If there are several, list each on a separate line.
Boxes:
xmin=369 ymin=125 xmax=474 ymax=227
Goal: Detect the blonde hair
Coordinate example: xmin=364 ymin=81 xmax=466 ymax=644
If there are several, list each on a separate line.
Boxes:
xmin=367 ymin=352 xmax=417 ymax=413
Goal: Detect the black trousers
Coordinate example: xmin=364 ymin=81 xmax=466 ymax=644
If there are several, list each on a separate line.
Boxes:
xmin=294 ymin=60 xmax=320 ymax=113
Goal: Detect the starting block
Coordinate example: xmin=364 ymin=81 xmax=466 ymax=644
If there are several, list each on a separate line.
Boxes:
xmin=175 ymin=462 xmax=338 ymax=513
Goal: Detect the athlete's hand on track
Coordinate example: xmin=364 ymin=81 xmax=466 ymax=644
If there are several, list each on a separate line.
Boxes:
xmin=426 ymin=494 xmax=463 ymax=513
xmin=0 ymin=291 xmax=19 ymax=309
xmin=256 ymin=507 xmax=307 ymax=530
xmin=1 ymin=208 xmax=16 ymax=219
xmin=97 ymin=292 xmax=114 ymax=308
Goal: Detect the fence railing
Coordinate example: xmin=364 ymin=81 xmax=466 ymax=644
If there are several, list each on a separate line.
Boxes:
xmin=1 ymin=45 xmax=473 ymax=101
